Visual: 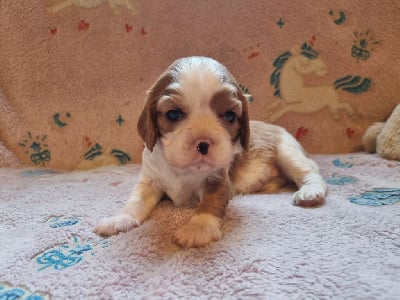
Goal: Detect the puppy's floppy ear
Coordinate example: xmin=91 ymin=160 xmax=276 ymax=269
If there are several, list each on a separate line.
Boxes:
xmin=137 ymin=99 xmax=157 ymax=152
xmin=137 ymin=71 xmax=174 ymax=151
xmin=237 ymin=88 xmax=250 ymax=151
xmin=222 ymin=68 xmax=250 ymax=152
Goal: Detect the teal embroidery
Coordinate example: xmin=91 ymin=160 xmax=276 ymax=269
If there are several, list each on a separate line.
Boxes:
xmin=84 ymin=144 xmax=131 ymax=165
xmin=300 ymin=43 xmax=319 ymax=60
xmin=48 ymin=216 xmax=79 ymax=228
xmin=36 ymin=236 xmax=109 ymax=271
xmin=333 ymin=158 xmax=353 ymax=168
xmin=19 ymin=133 xmax=51 ymax=166
xmin=0 ymin=284 xmax=46 ymax=300
xmin=352 ymin=30 xmax=380 ymax=62
xmin=36 ymin=248 xmax=85 ymax=271
xmin=21 ymin=169 xmax=60 ymax=177
xmin=329 ymin=10 xmax=346 ymax=25
xmin=27 ymin=296 xmax=45 ymax=300
xmin=276 ymin=18 xmax=285 ymax=28
xmin=238 ymin=83 xmax=255 ymax=103
xmin=349 ymin=188 xmax=400 ymax=206
xmin=334 ymin=75 xmax=371 ymax=93
xmin=84 ymin=143 xmax=103 ymax=160
xmin=270 ymin=51 xmax=292 ymax=98
xmin=111 ymin=149 xmax=131 ymax=165
xmin=326 ymin=173 xmax=358 ymax=185
xmin=116 ymin=115 xmax=125 ymax=126
xmin=0 ymin=287 xmax=25 ymax=299
xmin=53 ymin=112 xmax=71 ymax=128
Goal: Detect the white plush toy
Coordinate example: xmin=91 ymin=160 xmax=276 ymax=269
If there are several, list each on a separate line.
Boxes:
xmin=363 ymin=104 xmax=400 ymax=161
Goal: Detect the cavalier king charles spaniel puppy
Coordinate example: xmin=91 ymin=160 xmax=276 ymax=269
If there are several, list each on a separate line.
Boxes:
xmin=94 ymin=56 xmax=327 ymax=248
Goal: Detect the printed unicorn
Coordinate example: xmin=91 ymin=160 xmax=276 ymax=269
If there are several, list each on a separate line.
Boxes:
xmin=268 ymin=43 xmax=371 ymax=121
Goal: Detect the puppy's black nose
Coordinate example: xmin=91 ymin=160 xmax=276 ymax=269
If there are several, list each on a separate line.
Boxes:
xmin=197 ymin=142 xmax=209 ymax=155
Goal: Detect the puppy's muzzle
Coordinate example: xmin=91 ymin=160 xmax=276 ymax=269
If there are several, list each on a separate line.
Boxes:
xmin=197 ymin=141 xmax=210 ymax=155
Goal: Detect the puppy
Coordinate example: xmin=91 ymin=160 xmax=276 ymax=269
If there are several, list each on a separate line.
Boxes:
xmin=94 ymin=56 xmax=327 ymax=248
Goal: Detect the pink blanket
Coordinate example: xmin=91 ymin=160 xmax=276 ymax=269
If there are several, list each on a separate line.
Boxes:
xmin=0 ymin=0 xmax=399 ymax=169
xmin=1 ymin=154 xmax=399 ymax=298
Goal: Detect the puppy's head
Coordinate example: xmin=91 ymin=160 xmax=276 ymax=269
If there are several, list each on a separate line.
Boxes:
xmin=137 ymin=57 xmax=249 ymax=172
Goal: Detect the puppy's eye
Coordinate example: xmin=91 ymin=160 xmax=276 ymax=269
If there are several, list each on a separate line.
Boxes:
xmin=166 ymin=109 xmax=184 ymax=122
xmin=223 ymin=111 xmax=236 ymax=123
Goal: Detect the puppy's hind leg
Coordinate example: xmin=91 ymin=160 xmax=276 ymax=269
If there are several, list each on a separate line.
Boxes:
xmin=277 ymin=131 xmax=327 ymax=207
xmin=94 ymin=176 xmax=162 ymax=237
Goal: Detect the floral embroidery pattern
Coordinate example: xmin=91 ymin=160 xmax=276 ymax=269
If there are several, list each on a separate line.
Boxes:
xmin=18 ymin=132 xmax=51 ymax=166
xmin=352 ymin=30 xmax=380 ymax=63
xmin=326 ymin=173 xmax=358 ymax=185
xmin=36 ymin=236 xmax=108 ymax=271
xmin=332 ymin=158 xmax=353 ymax=168
xmin=349 ymin=188 xmax=400 ymax=206
xmin=48 ymin=216 xmax=79 ymax=228
xmin=0 ymin=283 xmax=47 ymax=300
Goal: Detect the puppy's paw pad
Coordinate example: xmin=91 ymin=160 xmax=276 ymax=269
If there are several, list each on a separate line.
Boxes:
xmin=93 ymin=214 xmax=138 ymax=237
xmin=293 ymin=184 xmax=326 ymax=207
xmin=174 ymin=221 xmax=222 ymax=248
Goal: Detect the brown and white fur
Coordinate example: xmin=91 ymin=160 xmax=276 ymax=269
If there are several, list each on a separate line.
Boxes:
xmin=94 ymin=56 xmax=327 ymax=248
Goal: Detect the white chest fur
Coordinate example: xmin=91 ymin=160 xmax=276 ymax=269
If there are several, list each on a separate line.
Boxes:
xmin=141 ymin=145 xmax=208 ymax=207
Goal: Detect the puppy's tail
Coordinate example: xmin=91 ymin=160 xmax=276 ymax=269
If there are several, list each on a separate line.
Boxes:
xmin=362 ymin=122 xmax=385 ymax=153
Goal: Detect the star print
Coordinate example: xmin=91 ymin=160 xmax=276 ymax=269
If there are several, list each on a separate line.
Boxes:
xmin=116 ymin=115 xmax=125 ymax=126
xmin=277 ymin=18 xmax=285 ymax=28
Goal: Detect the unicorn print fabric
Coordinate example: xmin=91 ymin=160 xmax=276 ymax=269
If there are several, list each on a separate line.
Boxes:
xmin=268 ymin=43 xmax=371 ymax=121
xmin=0 ymin=0 xmax=399 ymax=168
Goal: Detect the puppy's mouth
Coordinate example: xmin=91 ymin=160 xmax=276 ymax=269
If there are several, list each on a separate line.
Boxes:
xmin=168 ymin=156 xmax=220 ymax=173
xmin=187 ymin=160 xmax=218 ymax=172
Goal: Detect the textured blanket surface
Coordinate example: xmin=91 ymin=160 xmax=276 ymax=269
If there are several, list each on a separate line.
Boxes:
xmin=1 ymin=153 xmax=399 ymax=299
xmin=1 ymin=1 xmax=399 ymax=169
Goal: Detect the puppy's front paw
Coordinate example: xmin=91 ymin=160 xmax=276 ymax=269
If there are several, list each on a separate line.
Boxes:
xmin=293 ymin=184 xmax=325 ymax=207
xmin=174 ymin=214 xmax=222 ymax=248
xmin=93 ymin=214 xmax=139 ymax=237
